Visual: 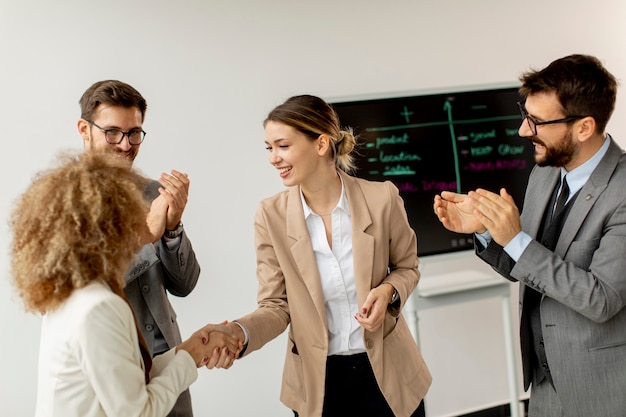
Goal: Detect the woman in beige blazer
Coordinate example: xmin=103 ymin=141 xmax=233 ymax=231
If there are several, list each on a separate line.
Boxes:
xmin=219 ymin=95 xmax=431 ymax=417
xmin=9 ymin=152 xmax=239 ymax=417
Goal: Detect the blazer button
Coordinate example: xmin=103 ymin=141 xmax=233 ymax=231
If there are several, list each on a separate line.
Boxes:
xmin=366 ymin=339 xmax=374 ymax=349
xmin=142 ymin=285 xmax=150 ymax=293
xmin=145 ymin=324 xmax=154 ymax=332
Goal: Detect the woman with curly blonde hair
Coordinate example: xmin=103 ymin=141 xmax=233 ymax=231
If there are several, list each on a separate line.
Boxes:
xmin=10 ymin=151 xmax=239 ymax=417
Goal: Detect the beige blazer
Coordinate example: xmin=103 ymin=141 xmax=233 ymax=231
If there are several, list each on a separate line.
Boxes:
xmin=237 ymin=170 xmax=431 ymax=417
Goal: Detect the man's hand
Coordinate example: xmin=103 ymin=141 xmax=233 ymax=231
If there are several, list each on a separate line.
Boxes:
xmin=145 ymin=194 xmax=168 ymax=243
xmin=468 ymin=188 xmax=522 ymax=246
xmin=434 ymin=191 xmax=486 ymax=234
xmin=158 ymin=170 xmax=190 ymax=231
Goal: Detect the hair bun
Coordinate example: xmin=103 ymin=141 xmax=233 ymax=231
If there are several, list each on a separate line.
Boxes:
xmin=336 ymin=129 xmax=356 ymax=155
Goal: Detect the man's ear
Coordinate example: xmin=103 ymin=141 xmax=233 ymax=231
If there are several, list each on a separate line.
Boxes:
xmin=576 ymin=116 xmax=597 ymax=143
xmin=77 ymin=119 xmax=91 ymax=143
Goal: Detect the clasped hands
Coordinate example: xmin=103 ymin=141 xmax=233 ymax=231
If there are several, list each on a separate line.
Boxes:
xmin=433 ymin=187 xmax=522 ymax=247
xmin=176 ymin=321 xmax=243 ymax=369
xmin=145 ymin=170 xmax=190 ymax=243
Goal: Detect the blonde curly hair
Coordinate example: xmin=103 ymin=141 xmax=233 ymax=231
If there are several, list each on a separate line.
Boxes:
xmin=9 ymin=151 xmax=150 ymax=314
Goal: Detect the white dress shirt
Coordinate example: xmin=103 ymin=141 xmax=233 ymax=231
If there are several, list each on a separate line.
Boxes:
xmin=300 ymin=178 xmax=366 ymax=355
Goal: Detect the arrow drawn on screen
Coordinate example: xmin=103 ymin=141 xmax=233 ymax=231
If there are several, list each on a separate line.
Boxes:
xmin=443 ymin=100 xmax=462 ymax=193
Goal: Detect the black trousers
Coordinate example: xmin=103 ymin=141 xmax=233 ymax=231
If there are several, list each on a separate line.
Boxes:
xmin=294 ymin=353 xmax=425 ymax=417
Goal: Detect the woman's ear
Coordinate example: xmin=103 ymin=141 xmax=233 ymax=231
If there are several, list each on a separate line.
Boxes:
xmin=316 ymin=134 xmax=331 ymax=156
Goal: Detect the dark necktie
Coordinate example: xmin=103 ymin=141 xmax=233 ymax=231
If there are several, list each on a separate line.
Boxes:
xmin=553 ymin=176 xmax=570 ymax=220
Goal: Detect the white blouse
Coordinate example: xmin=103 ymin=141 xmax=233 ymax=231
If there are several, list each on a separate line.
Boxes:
xmin=300 ymin=180 xmax=366 ymax=355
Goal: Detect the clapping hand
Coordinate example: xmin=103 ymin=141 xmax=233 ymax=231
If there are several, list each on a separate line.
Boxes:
xmin=433 ymin=191 xmax=486 ymax=234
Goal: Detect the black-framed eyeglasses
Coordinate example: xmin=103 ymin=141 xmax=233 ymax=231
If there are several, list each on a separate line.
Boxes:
xmin=517 ymin=102 xmax=584 ymax=136
xmin=87 ymin=120 xmax=146 ymax=145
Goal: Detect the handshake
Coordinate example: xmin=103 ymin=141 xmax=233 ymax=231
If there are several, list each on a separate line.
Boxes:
xmin=176 ymin=321 xmax=245 ymax=369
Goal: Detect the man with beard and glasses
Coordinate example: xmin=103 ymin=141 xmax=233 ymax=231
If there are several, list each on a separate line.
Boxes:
xmin=77 ymin=80 xmax=204 ymax=417
xmin=433 ymin=54 xmax=626 ymax=417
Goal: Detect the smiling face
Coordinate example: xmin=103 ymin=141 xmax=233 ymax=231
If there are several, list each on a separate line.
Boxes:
xmin=264 ymin=121 xmax=329 ymax=188
xmin=78 ymin=104 xmax=143 ymax=164
xmin=519 ymin=91 xmax=580 ymax=170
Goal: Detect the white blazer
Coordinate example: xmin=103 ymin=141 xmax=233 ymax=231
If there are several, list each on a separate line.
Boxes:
xmin=35 ymin=280 xmax=197 ymax=417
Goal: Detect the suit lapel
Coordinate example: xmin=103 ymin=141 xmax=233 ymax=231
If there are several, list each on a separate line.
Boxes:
xmin=339 ymin=171 xmax=375 ymax=307
xmin=285 ymin=186 xmax=328 ymax=328
xmin=555 ymin=139 xmax=621 ymax=255
xmin=519 ymin=167 xmax=559 ymax=303
xmin=284 ymin=172 xmax=377 ymax=322
xmin=522 ymin=167 xmax=561 ymax=238
xmin=283 ymin=172 xmax=379 ymax=326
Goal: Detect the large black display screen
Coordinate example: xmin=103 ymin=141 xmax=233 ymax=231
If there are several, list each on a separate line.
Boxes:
xmin=332 ymin=86 xmax=535 ymax=257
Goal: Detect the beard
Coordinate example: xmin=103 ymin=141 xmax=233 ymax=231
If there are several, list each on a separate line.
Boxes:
xmin=532 ymin=129 xmax=577 ymax=168
xmin=87 ymin=138 xmax=137 ymax=164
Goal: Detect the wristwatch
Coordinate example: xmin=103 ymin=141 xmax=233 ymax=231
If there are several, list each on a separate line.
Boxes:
xmin=389 ymin=287 xmax=399 ymax=305
xmin=164 ymin=221 xmax=184 ymax=239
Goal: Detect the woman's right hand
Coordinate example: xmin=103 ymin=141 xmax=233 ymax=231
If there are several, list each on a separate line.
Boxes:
xmin=176 ymin=323 xmax=241 ymax=368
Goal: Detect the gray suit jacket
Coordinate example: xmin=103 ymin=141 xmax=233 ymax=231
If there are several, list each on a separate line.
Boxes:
xmin=477 ymin=137 xmax=626 ymax=417
xmin=124 ymin=180 xmax=201 ymax=417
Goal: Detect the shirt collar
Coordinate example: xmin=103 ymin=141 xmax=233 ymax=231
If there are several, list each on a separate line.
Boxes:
xmin=560 ymin=134 xmax=611 ymax=192
xmin=300 ymin=173 xmax=348 ymax=219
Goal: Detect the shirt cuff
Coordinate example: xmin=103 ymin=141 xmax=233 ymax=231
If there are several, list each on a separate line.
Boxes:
xmin=162 ymin=235 xmax=182 ymax=251
xmin=503 ymin=231 xmax=532 ymax=262
xmin=475 ymin=230 xmax=492 ymax=248
xmin=233 ymin=321 xmax=249 ymax=346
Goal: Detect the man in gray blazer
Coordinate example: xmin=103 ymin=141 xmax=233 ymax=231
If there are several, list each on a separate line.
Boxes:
xmin=434 ymin=54 xmax=626 ymax=417
xmin=77 ymin=80 xmax=201 ymax=417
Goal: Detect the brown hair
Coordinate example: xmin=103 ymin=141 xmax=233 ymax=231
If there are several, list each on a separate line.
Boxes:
xmin=10 ymin=151 xmax=149 ymax=313
xmin=519 ymin=54 xmax=618 ymax=134
xmin=79 ymin=80 xmax=148 ymax=122
xmin=264 ymin=95 xmax=358 ymax=173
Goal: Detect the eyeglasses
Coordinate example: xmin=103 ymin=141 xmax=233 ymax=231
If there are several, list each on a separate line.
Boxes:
xmin=517 ymin=102 xmax=584 ymax=136
xmin=87 ymin=120 xmax=146 ymax=145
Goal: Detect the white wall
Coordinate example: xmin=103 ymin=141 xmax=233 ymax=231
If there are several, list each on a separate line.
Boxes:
xmin=1 ymin=1 xmax=625 ymax=416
